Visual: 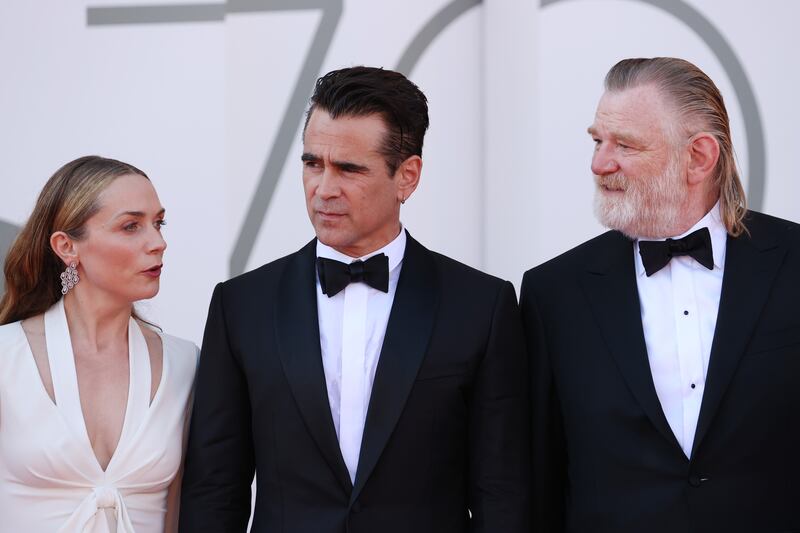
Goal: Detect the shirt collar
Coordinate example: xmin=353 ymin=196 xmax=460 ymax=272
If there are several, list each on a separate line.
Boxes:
xmin=316 ymin=224 xmax=406 ymax=275
xmin=634 ymin=200 xmax=727 ymax=277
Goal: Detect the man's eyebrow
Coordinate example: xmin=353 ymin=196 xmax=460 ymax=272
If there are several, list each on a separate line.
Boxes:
xmin=301 ymin=152 xmax=369 ymax=173
xmin=332 ymin=160 xmax=369 ymax=173
xmin=614 ymin=131 xmax=641 ymax=145
xmin=587 ymin=126 xmax=641 ymax=146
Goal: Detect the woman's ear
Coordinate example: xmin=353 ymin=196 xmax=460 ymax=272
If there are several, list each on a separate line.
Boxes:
xmin=395 ymin=155 xmax=422 ymax=204
xmin=50 ymin=231 xmax=78 ymax=267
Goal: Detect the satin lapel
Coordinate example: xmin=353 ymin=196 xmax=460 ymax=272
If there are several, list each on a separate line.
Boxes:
xmin=691 ymin=222 xmax=785 ymax=456
xmin=579 ymin=232 xmax=681 ymax=451
xmin=350 ymin=234 xmax=438 ymax=504
xmin=275 ymin=239 xmax=352 ymax=493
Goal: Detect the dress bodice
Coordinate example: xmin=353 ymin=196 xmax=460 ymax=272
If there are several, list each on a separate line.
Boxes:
xmin=0 ymin=299 xmax=198 ymax=532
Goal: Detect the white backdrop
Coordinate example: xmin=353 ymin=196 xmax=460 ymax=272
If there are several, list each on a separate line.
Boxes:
xmin=1 ymin=0 xmax=797 ymax=345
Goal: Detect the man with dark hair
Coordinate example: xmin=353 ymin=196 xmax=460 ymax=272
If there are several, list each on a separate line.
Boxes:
xmin=180 ymin=66 xmax=530 ymax=532
xmin=522 ymin=57 xmax=800 ymax=532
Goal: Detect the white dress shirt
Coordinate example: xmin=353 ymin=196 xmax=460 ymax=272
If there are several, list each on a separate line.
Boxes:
xmin=634 ymin=202 xmax=726 ymax=458
xmin=315 ymin=228 xmax=406 ymax=483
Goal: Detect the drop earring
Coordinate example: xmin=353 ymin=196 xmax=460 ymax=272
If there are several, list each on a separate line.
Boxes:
xmin=60 ymin=262 xmax=79 ymax=295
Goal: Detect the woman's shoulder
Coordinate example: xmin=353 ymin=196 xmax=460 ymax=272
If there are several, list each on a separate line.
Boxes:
xmin=158 ymin=330 xmax=200 ymax=367
xmin=0 ymin=320 xmax=29 ymax=374
xmin=0 ymin=320 xmax=25 ymax=348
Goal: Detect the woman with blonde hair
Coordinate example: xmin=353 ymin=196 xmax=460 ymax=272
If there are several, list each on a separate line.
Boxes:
xmin=0 ymin=156 xmax=198 ymax=532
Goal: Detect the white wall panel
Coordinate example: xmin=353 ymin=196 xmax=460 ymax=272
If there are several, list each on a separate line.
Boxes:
xmin=0 ymin=0 xmax=797 ymax=345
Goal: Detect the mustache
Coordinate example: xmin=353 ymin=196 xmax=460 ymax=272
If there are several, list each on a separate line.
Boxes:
xmin=595 ymin=173 xmax=628 ymax=190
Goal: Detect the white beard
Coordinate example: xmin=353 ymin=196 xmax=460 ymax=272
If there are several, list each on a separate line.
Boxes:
xmin=593 ymin=154 xmax=689 ymax=239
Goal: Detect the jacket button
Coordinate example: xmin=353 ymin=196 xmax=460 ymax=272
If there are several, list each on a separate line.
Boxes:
xmin=688 ymin=473 xmax=702 ymax=487
xmin=352 ymin=502 xmax=362 ymax=513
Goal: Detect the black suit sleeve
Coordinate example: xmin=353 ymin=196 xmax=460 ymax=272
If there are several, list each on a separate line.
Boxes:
xmin=179 ymin=283 xmax=255 ymax=532
xmin=520 ymin=272 xmax=567 ymax=533
xmin=469 ymin=281 xmax=531 ymax=532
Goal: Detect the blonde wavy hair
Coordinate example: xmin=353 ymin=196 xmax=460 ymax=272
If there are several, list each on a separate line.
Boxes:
xmin=0 ymin=156 xmax=150 ymax=325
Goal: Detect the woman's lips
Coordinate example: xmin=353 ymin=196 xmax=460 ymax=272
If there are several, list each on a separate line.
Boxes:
xmin=142 ymin=265 xmax=162 ymax=277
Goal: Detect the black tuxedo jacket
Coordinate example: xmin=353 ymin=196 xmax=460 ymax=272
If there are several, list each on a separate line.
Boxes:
xmin=520 ymin=211 xmax=800 ymax=533
xmin=180 ymin=233 xmax=530 ymax=532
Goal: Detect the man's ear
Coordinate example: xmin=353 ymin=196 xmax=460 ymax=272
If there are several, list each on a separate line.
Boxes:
xmin=395 ymin=155 xmax=422 ymax=204
xmin=50 ymin=231 xmax=79 ymax=267
xmin=686 ymin=133 xmax=720 ymax=187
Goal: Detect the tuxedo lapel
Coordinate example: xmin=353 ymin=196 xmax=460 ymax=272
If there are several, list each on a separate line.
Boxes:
xmin=350 ymin=233 xmax=438 ymax=504
xmin=579 ymin=232 xmax=682 ymax=452
xmin=691 ymin=218 xmax=786 ymax=456
xmin=275 ymin=239 xmax=352 ymax=493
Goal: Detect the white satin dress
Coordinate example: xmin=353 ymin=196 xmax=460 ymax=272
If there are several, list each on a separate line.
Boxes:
xmin=0 ymin=299 xmax=198 ymax=532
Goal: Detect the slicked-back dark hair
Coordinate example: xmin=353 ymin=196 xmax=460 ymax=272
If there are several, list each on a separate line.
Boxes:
xmin=304 ymin=66 xmax=429 ymax=176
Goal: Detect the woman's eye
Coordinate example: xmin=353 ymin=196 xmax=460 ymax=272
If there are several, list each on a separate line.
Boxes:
xmin=155 ymin=219 xmax=167 ymax=229
xmin=123 ymin=222 xmax=139 ymax=232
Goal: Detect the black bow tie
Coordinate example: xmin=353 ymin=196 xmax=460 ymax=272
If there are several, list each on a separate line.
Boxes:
xmin=316 ymin=253 xmax=390 ymax=297
xmin=638 ymin=227 xmax=714 ymax=277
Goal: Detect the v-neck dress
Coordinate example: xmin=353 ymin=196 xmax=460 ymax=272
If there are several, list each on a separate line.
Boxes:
xmin=0 ymin=299 xmax=199 ymax=532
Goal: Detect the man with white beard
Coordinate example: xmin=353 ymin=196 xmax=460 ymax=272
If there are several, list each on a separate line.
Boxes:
xmin=520 ymin=57 xmax=800 ymax=533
